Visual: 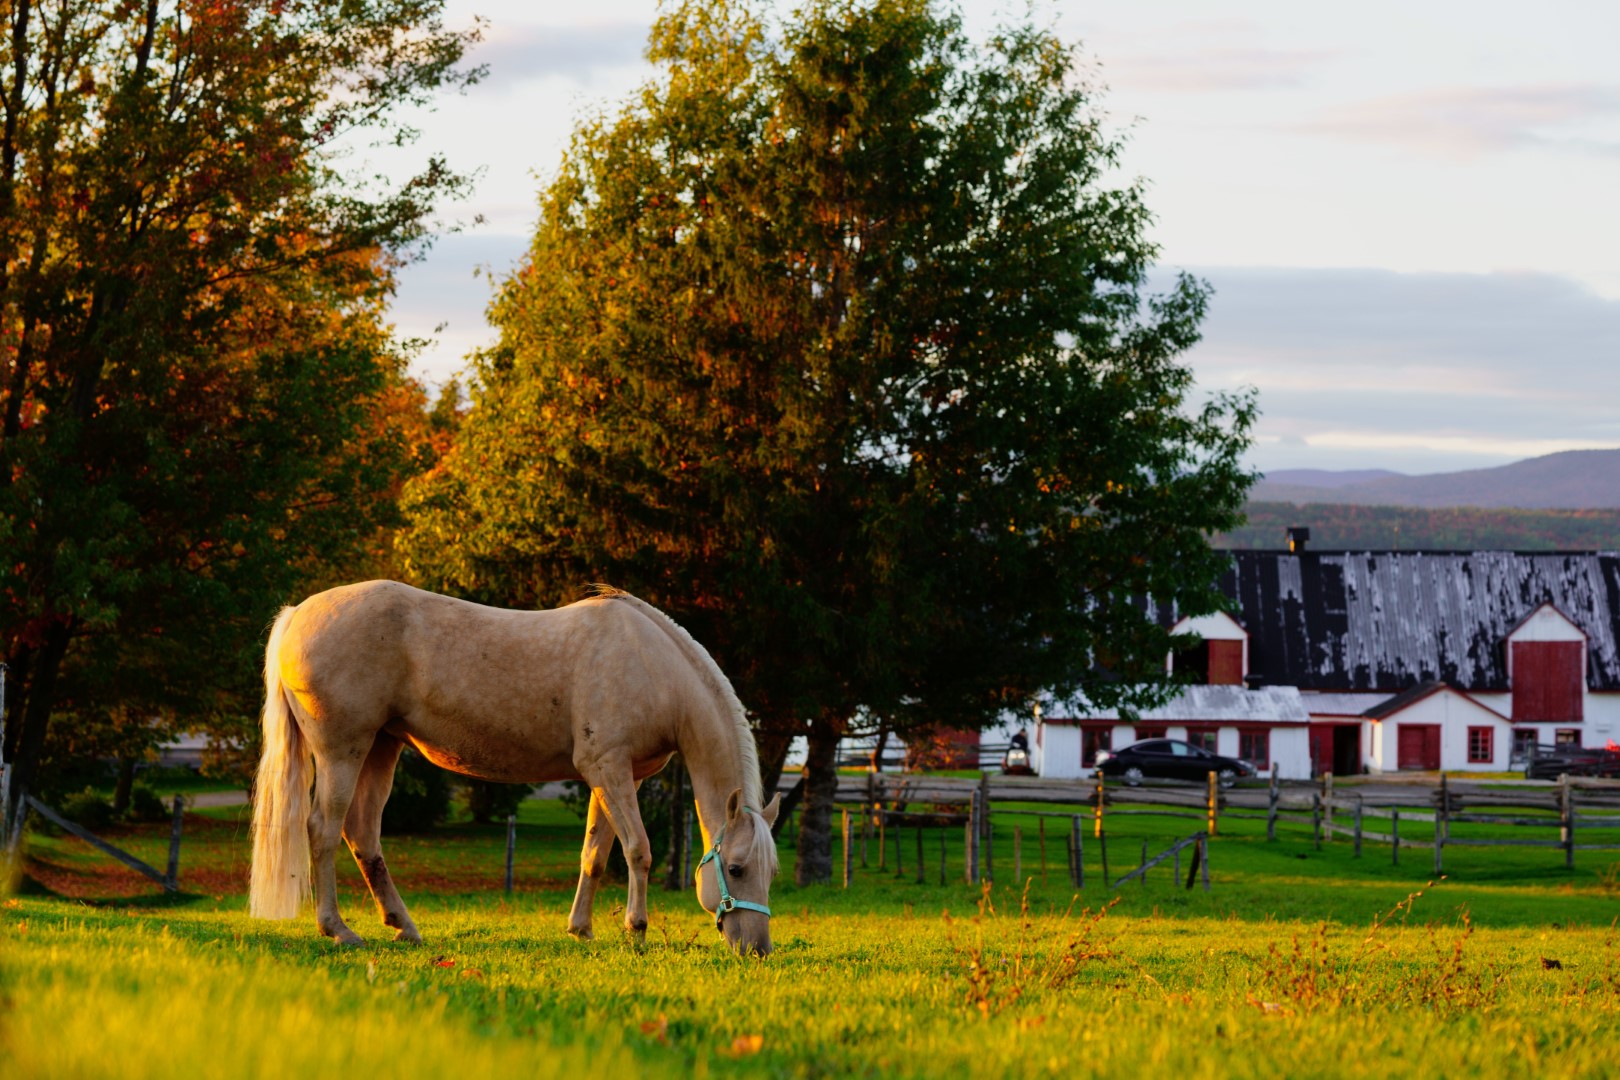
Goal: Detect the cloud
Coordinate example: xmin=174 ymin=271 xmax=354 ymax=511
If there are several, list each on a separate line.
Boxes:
xmin=1103 ymin=45 xmax=1332 ymax=94
xmin=471 ymin=22 xmax=650 ymax=90
xmin=1300 ymin=84 xmax=1620 ymax=160
xmin=1161 ymin=267 xmax=1620 ymax=469
xmin=392 ymin=233 xmax=530 ymax=383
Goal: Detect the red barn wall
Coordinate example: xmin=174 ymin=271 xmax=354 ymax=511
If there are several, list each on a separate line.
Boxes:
xmin=1511 ymin=641 xmax=1584 ymax=722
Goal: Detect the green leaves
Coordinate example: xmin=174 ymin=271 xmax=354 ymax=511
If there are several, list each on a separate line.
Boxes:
xmin=401 ymin=0 xmax=1256 ymax=738
xmin=0 ymin=0 xmax=478 ymax=794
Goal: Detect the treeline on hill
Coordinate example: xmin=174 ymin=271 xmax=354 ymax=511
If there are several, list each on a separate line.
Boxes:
xmin=1223 ymin=503 xmax=1620 ymax=551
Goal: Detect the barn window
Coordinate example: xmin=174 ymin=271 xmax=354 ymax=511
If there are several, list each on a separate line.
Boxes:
xmin=1556 ymin=728 xmax=1580 ymax=746
xmin=1134 ymin=726 xmax=1167 ymax=741
xmin=1186 ymin=727 xmax=1218 ymax=754
xmin=1081 ymin=727 xmax=1112 ymax=767
xmin=1466 ymin=727 xmax=1493 ymax=764
xmin=1511 ymin=728 xmax=1537 ymax=761
xmin=1180 ymin=640 xmax=1244 ymax=685
xmin=1239 ymin=729 xmax=1269 ymax=766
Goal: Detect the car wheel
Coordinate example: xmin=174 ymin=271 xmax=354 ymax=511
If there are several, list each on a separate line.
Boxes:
xmin=1218 ymin=768 xmax=1238 ymax=789
xmin=1123 ymin=766 xmax=1144 ymax=786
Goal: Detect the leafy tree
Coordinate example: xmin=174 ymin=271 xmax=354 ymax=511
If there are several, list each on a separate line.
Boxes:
xmin=0 ymin=0 xmax=480 ymax=830
xmin=399 ymin=0 xmax=1255 ymax=883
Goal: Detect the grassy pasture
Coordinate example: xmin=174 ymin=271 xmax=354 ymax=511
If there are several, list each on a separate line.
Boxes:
xmin=3 ymin=795 xmax=1619 ymax=1078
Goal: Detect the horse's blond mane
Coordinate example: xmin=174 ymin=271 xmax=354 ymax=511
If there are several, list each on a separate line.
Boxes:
xmin=590 ymin=586 xmax=763 ymax=809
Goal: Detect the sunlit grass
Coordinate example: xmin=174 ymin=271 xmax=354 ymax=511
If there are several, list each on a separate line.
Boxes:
xmin=4 ymin=795 xmax=1620 ymax=1078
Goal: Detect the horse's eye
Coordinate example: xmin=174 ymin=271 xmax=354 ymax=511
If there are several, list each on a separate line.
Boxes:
xmin=727 ymin=864 xmax=744 ymax=879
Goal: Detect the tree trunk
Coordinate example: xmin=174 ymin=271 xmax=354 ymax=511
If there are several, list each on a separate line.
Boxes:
xmin=755 ymin=723 xmax=796 ymax=800
xmin=794 ymin=714 xmax=843 ymax=886
xmin=4 ymin=619 xmax=70 ymax=825
xmin=870 ymin=727 xmax=890 ymax=772
xmin=112 ymin=758 xmax=136 ymax=815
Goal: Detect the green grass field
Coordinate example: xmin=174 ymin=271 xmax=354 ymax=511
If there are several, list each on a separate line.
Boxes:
xmin=4 ymin=793 xmax=1619 ymax=1078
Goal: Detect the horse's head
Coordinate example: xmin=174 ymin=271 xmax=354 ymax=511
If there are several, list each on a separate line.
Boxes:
xmin=696 ymin=788 xmax=781 ymax=956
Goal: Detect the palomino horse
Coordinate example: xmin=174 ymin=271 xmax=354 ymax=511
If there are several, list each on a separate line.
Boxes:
xmin=249 ymin=581 xmax=781 ymax=955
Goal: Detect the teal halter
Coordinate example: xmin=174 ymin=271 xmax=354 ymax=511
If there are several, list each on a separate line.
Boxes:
xmin=697 ymin=808 xmax=772 ymax=930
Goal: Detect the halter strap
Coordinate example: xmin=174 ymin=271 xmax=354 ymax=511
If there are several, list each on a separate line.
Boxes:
xmin=697 ymin=807 xmax=772 ymax=929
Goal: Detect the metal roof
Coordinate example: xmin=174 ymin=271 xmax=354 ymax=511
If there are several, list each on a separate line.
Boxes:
xmin=1062 ymin=684 xmax=1311 ymax=724
xmin=1159 ymin=551 xmax=1620 ymax=693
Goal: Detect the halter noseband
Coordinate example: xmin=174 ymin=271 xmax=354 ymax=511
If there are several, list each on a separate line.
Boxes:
xmin=697 ymin=808 xmax=772 ymax=930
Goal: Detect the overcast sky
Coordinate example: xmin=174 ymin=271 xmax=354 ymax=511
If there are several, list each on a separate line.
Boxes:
xmin=379 ymin=0 xmax=1620 ymax=476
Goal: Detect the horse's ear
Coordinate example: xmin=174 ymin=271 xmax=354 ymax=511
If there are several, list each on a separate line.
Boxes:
xmin=725 ymin=787 xmax=743 ymax=822
xmin=760 ymin=792 xmax=781 ymax=827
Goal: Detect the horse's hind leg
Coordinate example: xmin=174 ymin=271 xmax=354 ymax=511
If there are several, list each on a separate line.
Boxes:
xmin=307 ymin=750 xmax=367 ymax=946
xmin=343 ymin=733 xmax=422 ymax=944
xmin=579 ymin=769 xmax=654 ymax=945
xmin=566 ymin=789 xmax=618 ymax=940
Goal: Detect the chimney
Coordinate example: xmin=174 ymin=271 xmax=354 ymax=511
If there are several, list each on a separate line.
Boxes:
xmin=1285 ymin=526 xmax=1310 ymax=553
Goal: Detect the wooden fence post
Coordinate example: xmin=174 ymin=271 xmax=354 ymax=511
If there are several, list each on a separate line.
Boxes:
xmin=1433 ymin=775 xmax=1447 ymax=876
xmin=980 ymin=772 xmax=993 ymax=882
xmin=1039 ymin=817 xmax=1048 ymax=887
xmin=1200 ymin=837 xmax=1211 ymax=892
xmin=1094 ymin=772 xmax=1105 ymax=838
xmin=862 ymin=773 xmax=874 ymax=869
xmin=1267 ymin=769 xmax=1279 ymax=842
xmin=878 ymin=802 xmax=887 ymax=871
xmin=1560 ymin=774 xmax=1575 ymax=870
xmin=895 ymin=812 xmax=905 ymax=878
xmin=963 ymin=817 xmax=972 ymax=883
xmin=1139 ymin=839 xmax=1148 ymax=886
xmin=967 ymin=790 xmax=978 ymax=883
xmin=1353 ymin=798 xmax=1363 ymax=858
xmin=1099 ymin=827 xmax=1110 ymax=885
xmin=1391 ymin=806 xmax=1400 ymax=866
xmin=504 ymin=813 xmax=516 ymax=895
xmin=165 ymin=795 xmax=184 ymax=890
xmin=1207 ymin=771 xmax=1218 ymax=837
xmin=842 ymin=809 xmax=852 ymax=888
xmin=1323 ymin=772 xmax=1334 ymax=843
xmin=1311 ymin=792 xmax=1321 ymax=850
xmin=1070 ymin=815 xmax=1083 ymax=890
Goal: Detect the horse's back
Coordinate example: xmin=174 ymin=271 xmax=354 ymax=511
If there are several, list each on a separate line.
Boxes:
xmin=277 ymin=581 xmax=698 ymax=782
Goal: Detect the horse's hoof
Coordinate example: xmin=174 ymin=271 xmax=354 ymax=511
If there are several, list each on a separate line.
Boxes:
xmin=392 ymin=927 xmax=422 ymax=945
xmin=333 ymin=931 xmax=366 ymax=947
xmin=567 ymin=926 xmax=594 ymax=941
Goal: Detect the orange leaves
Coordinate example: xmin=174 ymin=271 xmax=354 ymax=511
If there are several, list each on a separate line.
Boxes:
xmin=724 ymin=1034 xmax=765 ymax=1057
xmin=430 ymin=955 xmax=455 ymax=968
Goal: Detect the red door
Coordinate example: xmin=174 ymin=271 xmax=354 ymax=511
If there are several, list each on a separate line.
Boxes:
xmin=1396 ymin=725 xmax=1441 ymax=770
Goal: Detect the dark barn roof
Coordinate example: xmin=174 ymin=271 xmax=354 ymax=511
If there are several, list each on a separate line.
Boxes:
xmin=1157 ymin=551 xmax=1620 ymax=693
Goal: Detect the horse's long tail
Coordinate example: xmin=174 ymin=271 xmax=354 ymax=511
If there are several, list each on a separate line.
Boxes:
xmin=249 ymin=605 xmax=311 ymax=919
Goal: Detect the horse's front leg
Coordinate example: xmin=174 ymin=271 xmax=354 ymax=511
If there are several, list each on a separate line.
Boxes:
xmin=579 ymin=769 xmax=654 ymax=946
xmin=566 ymin=789 xmax=617 ymax=940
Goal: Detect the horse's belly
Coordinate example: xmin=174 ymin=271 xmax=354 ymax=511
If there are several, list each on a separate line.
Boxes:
xmin=388 ymin=718 xmax=581 ymax=785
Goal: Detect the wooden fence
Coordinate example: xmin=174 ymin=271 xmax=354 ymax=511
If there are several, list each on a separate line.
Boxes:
xmin=798 ymin=767 xmax=1620 ymax=889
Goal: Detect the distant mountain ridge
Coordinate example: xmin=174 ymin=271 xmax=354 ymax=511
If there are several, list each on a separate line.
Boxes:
xmin=1253 ymin=449 xmax=1620 ymax=509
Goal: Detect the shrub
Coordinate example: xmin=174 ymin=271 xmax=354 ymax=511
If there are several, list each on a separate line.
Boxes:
xmin=459 ymin=778 xmax=535 ymax=824
xmin=58 ymin=788 xmax=116 ymax=832
xmin=381 ymin=749 xmax=451 ymax=834
xmin=126 ymin=784 xmax=171 ymax=824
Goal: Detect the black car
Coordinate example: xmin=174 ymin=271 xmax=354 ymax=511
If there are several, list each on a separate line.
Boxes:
xmin=1521 ymin=743 xmax=1620 ymax=780
xmin=1094 ymin=739 xmax=1256 ymax=787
